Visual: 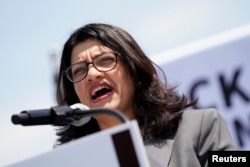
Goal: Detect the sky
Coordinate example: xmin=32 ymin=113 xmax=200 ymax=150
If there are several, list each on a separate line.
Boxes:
xmin=1 ymin=0 xmax=250 ymax=166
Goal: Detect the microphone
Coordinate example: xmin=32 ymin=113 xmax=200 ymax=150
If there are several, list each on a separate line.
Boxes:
xmin=11 ymin=104 xmax=90 ymax=126
xmin=11 ymin=103 xmax=128 ymax=126
xmin=70 ymin=103 xmax=91 ymax=126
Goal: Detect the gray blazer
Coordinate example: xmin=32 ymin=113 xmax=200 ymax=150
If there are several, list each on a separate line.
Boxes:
xmin=145 ymin=108 xmax=237 ymax=167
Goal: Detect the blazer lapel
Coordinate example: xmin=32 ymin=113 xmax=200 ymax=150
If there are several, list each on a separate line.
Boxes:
xmin=145 ymin=139 xmax=174 ymax=166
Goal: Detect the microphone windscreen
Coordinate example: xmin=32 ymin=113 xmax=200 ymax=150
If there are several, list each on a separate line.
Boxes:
xmin=70 ymin=103 xmax=91 ymax=126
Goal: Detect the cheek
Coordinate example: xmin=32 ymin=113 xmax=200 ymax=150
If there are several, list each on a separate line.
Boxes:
xmin=74 ymin=83 xmax=88 ymax=103
xmin=124 ymin=75 xmax=135 ymax=99
xmin=118 ymin=67 xmax=135 ymax=99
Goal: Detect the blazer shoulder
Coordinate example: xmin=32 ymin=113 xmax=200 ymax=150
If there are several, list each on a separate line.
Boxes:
xmin=173 ymin=108 xmax=219 ymax=150
xmin=181 ymin=108 xmax=219 ymax=119
xmin=178 ymin=108 xmax=219 ymax=130
xmin=170 ymin=108 xmax=237 ymax=167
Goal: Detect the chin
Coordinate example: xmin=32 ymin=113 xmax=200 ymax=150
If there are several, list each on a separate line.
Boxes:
xmin=89 ymin=102 xmax=116 ymax=109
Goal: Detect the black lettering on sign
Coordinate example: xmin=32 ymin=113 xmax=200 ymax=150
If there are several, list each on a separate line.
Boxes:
xmin=233 ymin=114 xmax=250 ymax=147
xmin=218 ymin=67 xmax=250 ymax=108
xmin=189 ymin=78 xmax=216 ymax=109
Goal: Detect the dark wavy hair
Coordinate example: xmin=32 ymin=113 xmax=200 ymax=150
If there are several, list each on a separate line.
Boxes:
xmin=56 ymin=23 xmax=196 ymax=144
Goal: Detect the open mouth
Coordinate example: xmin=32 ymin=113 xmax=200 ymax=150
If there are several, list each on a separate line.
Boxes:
xmin=91 ymin=85 xmax=113 ymax=100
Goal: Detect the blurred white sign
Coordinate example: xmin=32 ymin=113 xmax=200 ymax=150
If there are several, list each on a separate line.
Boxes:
xmin=151 ymin=24 xmax=250 ymax=150
xmin=8 ymin=121 xmax=150 ymax=167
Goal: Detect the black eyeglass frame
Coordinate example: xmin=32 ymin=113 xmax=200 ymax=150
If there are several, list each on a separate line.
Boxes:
xmin=64 ymin=52 xmax=119 ymax=83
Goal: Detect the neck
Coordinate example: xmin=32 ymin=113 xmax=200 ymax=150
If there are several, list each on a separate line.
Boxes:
xmin=94 ymin=115 xmax=122 ymax=130
xmin=94 ymin=112 xmax=135 ymax=130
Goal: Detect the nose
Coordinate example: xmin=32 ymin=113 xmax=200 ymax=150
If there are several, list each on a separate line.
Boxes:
xmin=85 ymin=65 xmax=104 ymax=82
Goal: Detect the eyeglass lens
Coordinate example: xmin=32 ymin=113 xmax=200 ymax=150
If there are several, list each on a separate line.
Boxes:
xmin=66 ymin=53 xmax=117 ymax=82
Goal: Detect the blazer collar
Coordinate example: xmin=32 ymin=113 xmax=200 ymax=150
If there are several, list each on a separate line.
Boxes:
xmin=144 ymin=138 xmax=174 ymax=166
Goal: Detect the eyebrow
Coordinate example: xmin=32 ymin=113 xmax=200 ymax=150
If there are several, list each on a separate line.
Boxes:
xmin=93 ymin=50 xmax=112 ymax=58
xmin=71 ymin=51 xmax=114 ymax=65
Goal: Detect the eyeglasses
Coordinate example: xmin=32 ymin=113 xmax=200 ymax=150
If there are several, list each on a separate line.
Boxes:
xmin=64 ymin=52 xmax=118 ymax=83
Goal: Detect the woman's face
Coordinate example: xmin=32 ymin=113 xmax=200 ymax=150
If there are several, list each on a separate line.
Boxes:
xmin=71 ymin=39 xmax=135 ymax=119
